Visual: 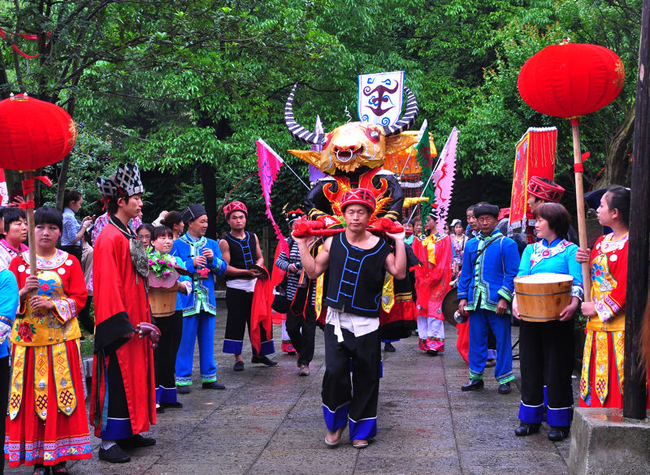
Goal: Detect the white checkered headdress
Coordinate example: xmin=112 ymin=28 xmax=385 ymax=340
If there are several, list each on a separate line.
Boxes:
xmin=97 ymin=163 xmax=144 ymax=198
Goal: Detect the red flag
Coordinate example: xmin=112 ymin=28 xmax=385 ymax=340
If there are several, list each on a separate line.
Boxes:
xmin=256 ymin=138 xmax=289 ymax=255
xmin=509 ymin=127 xmax=557 ymax=228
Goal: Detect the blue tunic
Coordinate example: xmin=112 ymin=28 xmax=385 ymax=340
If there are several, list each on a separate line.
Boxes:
xmin=517 ymin=238 xmax=584 ymax=299
xmin=457 ymin=230 xmax=520 ymax=313
xmin=172 ymin=234 xmax=227 ymax=316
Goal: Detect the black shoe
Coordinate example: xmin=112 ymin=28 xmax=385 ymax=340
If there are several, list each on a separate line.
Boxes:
xmin=99 ymin=444 xmax=131 ymax=463
xmin=233 ymin=360 xmax=245 ymax=371
xmin=156 ymin=405 xmax=165 ymax=414
xmin=31 ymin=466 xmax=51 ymax=475
xmin=117 ymin=434 xmax=156 ymax=449
xmin=548 ymin=426 xmax=570 ymax=441
xmin=177 ymin=385 xmax=191 ymax=394
xmin=384 ymin=342 xmax=396 ymax=352
xmin=515 ymin=422 xmax=540 ymax=436
xmin=251 ymin=355 xmax=278 ymax=366
xmin=498 ymin=382 xmax=512 ymax=394
xmin=461 ymin=379 xmax=484 ymax=391
xmin=426 ymin=349 xmax=439 ymax=356
xmin=161 ymin=401 xmax=183 ymax=409
xmin=202 ymin=381 xmax=226 ymax=390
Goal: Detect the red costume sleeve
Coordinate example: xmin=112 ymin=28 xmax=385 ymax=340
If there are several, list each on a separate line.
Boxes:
xmin=93 ymin=229 xmax=139 ymax=352
xmin=52 ymin=255 xmax=87 ymax=323
xmin=607 ymin=239 xmax=628 ymax=312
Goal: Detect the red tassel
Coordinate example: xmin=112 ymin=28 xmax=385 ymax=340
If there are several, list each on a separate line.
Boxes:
xmin=21 ymin=179 xmax=35 ymax=196
xmin=34 ymin=175 xmax=53 ymax=187
xmin=18 ymin=200 xmax=35 ymax=210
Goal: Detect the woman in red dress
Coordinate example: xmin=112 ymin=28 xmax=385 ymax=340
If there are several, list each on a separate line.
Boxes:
xmin=576 ymin=186 xmax=646 ymax=409
xmin=6 ymin=207 xmax=91 ymax=475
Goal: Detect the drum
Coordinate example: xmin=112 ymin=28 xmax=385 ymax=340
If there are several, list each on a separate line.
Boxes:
xmin=514 ymin=273 xmax=573 ymax=322
xmin=442 ymin=287 xmax=459 ymax=327
xmin=149 ymin=284 xmax=178 ymax=318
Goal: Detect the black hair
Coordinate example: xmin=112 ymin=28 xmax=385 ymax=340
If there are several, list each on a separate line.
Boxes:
xmin=466 ymin=205 xmax=476 ymax=214
xmin=136 ymin=223 xmax=155 ymax=236
xmin=604 ymin=185 xmax=631 ymax=227
xmin=161 ymin=211 xmax=183 ymax=229
xmin=34 ymin=206 xmax=63 ymax=231
xmin=152 ymin=225 xmax=173 ymax=241
xmin=3 ymin=208 xmax=26 ymax=233
xmin=106 ymin=193 xmax=134 ymax=215
xmin=534 ymin=203 xmax=571 ymax=239
xmin=63 ymin=189 xmax=83 ymax=208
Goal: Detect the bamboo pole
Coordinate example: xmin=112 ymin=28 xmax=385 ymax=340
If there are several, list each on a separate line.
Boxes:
xmin=570 ymin=119 xmax=591 ymax=301
xmin=23 ymin=170 xmax=37 ymax=277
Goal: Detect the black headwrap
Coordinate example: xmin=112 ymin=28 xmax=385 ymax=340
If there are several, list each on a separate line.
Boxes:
xmin=182 ymin=204 xmax=207 ymax=223
xmin=473 ymin=203 xmax=500 ymax=218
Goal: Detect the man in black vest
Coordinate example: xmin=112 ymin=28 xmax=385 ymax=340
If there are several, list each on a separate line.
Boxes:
xmin=220 ymin=201 xmax=277 ymax=371
xmin=294 ymin=188 xmax=406 ymax=449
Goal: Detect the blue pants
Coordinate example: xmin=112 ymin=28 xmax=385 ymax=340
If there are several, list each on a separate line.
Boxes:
xmin=175 ymin=311 xmax=217 ymax=386
xmin=468 ymin=307 xmax=514 ymax=384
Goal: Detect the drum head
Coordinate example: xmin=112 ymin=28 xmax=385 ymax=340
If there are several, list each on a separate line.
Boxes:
xmin=442 ymin=287 xmax=459 ymax=327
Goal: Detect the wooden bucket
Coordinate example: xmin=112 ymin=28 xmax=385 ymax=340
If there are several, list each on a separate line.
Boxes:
xmin=149 ymin=284 xmax=178 ymax=318
xmin=514 ymin=273 xmax=573 ymax=322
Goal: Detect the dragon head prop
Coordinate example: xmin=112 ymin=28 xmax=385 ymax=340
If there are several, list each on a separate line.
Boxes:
xmin=285 ymin=84 xmax=419 ymax=174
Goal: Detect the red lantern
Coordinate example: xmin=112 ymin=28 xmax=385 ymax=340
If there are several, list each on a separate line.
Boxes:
xmin=518 ymin=43 xmax=625 ymax=118
xmin=0 ymin=93 xmax=76 ymax=171
xmin=517 ymin=42 xmax=625 ymax=302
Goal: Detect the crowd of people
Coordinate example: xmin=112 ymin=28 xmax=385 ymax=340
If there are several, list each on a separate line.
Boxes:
xmin=0 ymin=163 xmax=639 ymax=473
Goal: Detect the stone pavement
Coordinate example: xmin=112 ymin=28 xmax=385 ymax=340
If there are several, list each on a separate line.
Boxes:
xmin=7 ymin=309 xmax=576 ymax=475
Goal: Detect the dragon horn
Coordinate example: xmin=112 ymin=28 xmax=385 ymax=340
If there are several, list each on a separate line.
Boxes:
xmin=383 ymin=86 xmax=419 ymax=136
xmin=285 ymin=83 xmax=327 ymax=144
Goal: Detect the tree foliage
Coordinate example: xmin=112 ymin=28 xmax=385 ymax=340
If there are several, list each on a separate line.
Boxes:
xmin=0 ymin=0 xmax=643 ymax=233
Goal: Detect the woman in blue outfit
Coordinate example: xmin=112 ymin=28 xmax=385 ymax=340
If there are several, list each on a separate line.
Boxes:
xmin=512 ymin=203 xmax=583 ymax=441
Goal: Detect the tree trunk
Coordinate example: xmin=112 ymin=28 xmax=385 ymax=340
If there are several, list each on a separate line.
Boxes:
xmin=599 ymin=104 xmax=635 ymax=187
xmin=200 ymin=162 xmax=218 ymax=240
xmin=55 ymin=99 xmax=77 ymax=211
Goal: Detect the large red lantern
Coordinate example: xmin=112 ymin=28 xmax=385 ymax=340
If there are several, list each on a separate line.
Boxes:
xmin=0 ymin=93 xmax=76 ymax=275
xmin=0 ymin=93 xmax=76 ymax=170
xmin=517 ymin=42 xmax=625 ymax=300
xmin=518 ymin=43 xmax=625 ymax=118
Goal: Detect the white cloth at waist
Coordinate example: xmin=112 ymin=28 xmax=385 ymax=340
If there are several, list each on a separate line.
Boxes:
xmin=226 ymin=278 xmax=257 ymax=292
xmin=326 ymin=307 xmax=379 ymax=343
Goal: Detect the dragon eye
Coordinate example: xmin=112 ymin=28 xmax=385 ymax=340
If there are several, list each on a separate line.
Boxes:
xmin=366 ymin=128 xmax=380 ymax=143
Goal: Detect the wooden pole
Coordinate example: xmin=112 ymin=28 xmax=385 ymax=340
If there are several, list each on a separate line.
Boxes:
xmin=624 ymin=0 xmax=650 ymax=421
xmin=23 ymin=170 xmax=37 ymax=277
xmin=570 ymin=119 xmax=592 ymax=301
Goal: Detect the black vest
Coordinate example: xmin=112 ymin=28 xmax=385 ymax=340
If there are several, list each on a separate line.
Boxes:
xmin=224 ymin=231 xmax=256 ymax=280
xmin=324 ymin=233 xmax=391 ymax=318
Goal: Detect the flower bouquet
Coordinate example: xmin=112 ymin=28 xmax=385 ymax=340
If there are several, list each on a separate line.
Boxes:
xmin=148 ymin=251 xmax=180 ymax=288
xmin=147 ymin=250 xmax=180 ymax=317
